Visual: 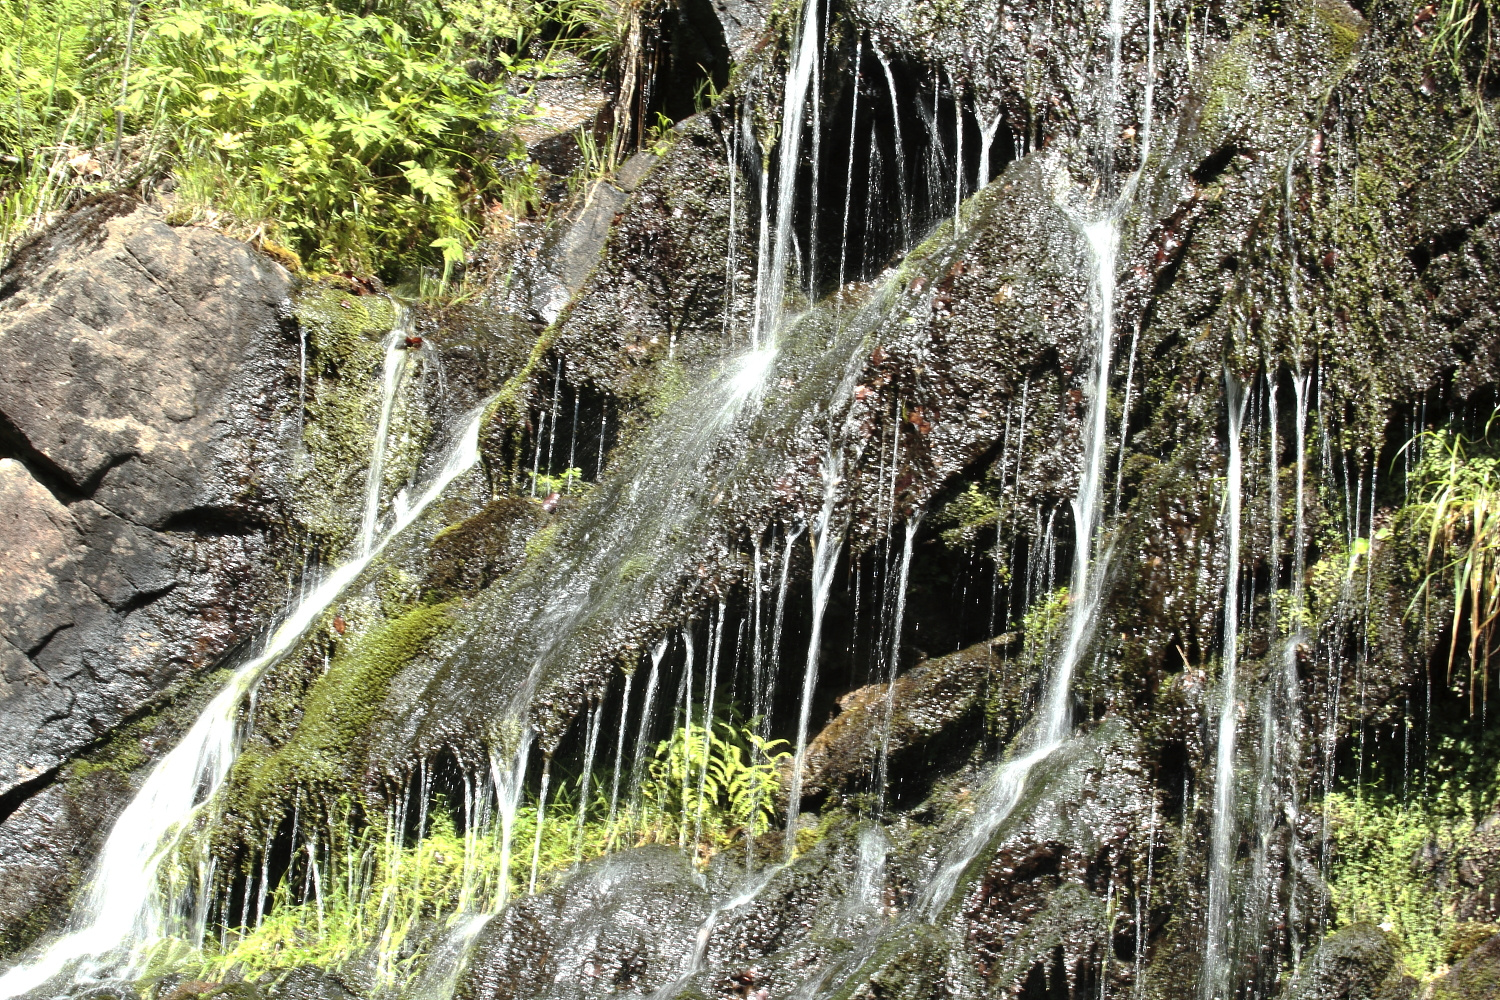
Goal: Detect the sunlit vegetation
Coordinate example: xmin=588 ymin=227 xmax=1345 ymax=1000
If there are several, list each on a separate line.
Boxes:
xmin=1323 ymin=792 xmax=1498 ymax=981
xmin=1320 ymin=415 xmax=1500 ymax=982
xmin=159 ymin=715 xmax=789 ymax=986
xmin=1404 ymin=420 xmax=1500 ymax=714
xmin=0 ymin=0 xmax=634 ymax=274
xmin=1425 ymin=0 xmax=1498 ymax=149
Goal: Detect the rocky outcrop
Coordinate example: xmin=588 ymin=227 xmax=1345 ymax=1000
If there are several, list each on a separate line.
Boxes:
xmin=0 ymin=197 xmax=297 ymax=951
xmin=1281 ymin=924 xmax=1402 ymax=1000
xmin=551 ymin=113 xmax=751 ymax=397
xmin=456 ymin=846 xmax=714 ymax=1000
xmin=1430 ymin=932 xmax=1500 ymax=1000
xmin=794 ymin=635 xmax=1025 ymax=806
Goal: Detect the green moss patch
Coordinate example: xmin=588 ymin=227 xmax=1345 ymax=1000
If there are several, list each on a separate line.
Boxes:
xmin=228 ymin=602 xmax=455 ymax=820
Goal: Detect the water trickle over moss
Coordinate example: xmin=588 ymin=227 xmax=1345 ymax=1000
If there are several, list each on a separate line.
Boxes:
xmin=291 ymin=285 xmax=401 ymax=554
xmin=228 ymin=602 xmax=455 ymax=821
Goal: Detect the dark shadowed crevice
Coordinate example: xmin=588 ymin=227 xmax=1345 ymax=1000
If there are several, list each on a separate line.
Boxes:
xmin=157 ymin=506 xmax=266 ymax=536
xmin=25 ymin=623 xmax=73 ymax=659
xmin=0 ymin=766 xmax=60 ymax=828
xmin=1408 ymin=197 xmax=1500 ymax=278
xmin=1189 ymin=144 xmax=1248 ymax=185
xmin=111 ymin=583 xmax=179 ymax=616
xmin=0 ymin=408 xmax=85 ymax=505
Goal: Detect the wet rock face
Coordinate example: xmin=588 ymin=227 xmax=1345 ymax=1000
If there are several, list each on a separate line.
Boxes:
xmin=0 ymin=766 xmax=132 ymax=955
xmin=552 ymin=113 xmax=753 ymax=399
xmin=456 ymin=846 xmax=713 ymax=1000
xmin=0 ymin=197 xmax=297 ymax=950
xmin=795 ymin=635 xmax=1022 ymax=806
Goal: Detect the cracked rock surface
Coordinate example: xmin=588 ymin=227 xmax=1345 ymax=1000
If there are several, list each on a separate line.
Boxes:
xmin=0 ymin=196 xmax=298 ymax=949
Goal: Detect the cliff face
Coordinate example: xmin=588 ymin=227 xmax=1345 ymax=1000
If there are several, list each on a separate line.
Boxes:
xmin=1 ymin=1 xmax=1499 ymax=998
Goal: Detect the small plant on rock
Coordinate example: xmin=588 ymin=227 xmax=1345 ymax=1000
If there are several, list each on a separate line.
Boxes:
xmin=1404 ymin=418 xmax=1500 ymax=714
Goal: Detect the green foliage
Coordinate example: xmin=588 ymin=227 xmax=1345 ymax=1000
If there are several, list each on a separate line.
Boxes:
xmin=172 ymin=713 xmax=788 ymax=986
xmin=166 ymin=799 xmax=516 ymax=986
xmin=1402 ymin=419 xmax=1500 ymax=714
xmin=0 ymin=0 xmax=134 ymax=254
xmin=139 ymin=0 xmax=539 ymax=275
xmin=632 ymin=717 xmax=790 ymax=858
xmin=1277 ymin=533 xmax=1371 ymax=637
xmin=1323 ymin=792 xmax=1487 ymax=980
xmin=1021 ymin=587 xmax=1070 ymax=663
xmin=938 ymin=482 xmax=1000 ymax=550
xmin=547 ymin=0 xmax=631 ymax=73
xmin=529 ymin=466 xmax=584 ymax=496
xmin=1427 ymin=0 xmax=1498 ymax=149
xmin=0 ymin=0 xmax=636 ymax=273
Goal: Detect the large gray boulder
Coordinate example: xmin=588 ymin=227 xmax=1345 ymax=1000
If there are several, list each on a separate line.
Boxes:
xmin=0 ymin=197 xmax=297 ymax=950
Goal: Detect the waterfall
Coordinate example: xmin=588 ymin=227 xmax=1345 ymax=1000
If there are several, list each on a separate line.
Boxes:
xmin=604 ymin=669 xmax=634 ymax=849
xmin=0 ymin=403 xmax=491 ymax=1000
xmin=874 ymin=514 xmax=921 ymax=810
xmin=837 ymin=38 xmax=862 ymax=293
xmin=402 ymin=737 xmax=532 ymax=1000
xmin=627 ymin=638 xmax=669 ymax=834
xmin=871 ymin=43 xmax=910 ymax=250
xmin=784 ymin=452 xmax=846 ymax=855
xmin=359 ymin=316 xmax=414 ymax=554
xmin=755 ymin=0 xmax=821 ymax=346
xmin=1203 ymin=373 xmax=1247 ymax=1000
xmin=918 ymin=210 xmax=1120 ymax=918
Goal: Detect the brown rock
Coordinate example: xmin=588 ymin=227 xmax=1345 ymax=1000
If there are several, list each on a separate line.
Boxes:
xmin=794 ymin=635 xmax=1024 ymax=804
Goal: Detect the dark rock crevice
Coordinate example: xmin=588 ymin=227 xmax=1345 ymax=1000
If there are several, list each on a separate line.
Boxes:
xmin=0 ymin=766 xmax=58 ymax=829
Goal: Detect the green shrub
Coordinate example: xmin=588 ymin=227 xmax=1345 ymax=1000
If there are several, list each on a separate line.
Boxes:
xmin=1426 ymin=0 xmax=1497 ymax=149
xmin=1323 ymin=792 xmax=1481 ymax=980
xmin=1403 ymin=420 xmax=1500 ymax=715
xmin=631 ymin=717 xmax=791 ymax=856
xmin=0 ymin=0 xmax=636 ymax=273
xmin=164 ymin=714 xmax=789 ymax=986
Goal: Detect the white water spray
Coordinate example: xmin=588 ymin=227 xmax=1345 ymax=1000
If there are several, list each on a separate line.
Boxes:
xmin=0 ymin=403 xmax=491 ymax=999
xmin=1202 ymin=374 xmax=1247 ymax=1000
xmin=874 ymin=514 xmax=921 ymax=809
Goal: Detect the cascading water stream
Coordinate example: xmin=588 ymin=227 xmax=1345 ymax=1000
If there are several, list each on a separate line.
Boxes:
xmin=360 ymin=317 xmax=414 ymax=555
xmin=916 ymin=210 xmax=1121 ymax=919
xmin=873 ymin=514 xmax=921 ymax=811
xmin=783 ymin=452 xmax=847 ymax=855
xmin=0 ymin=402 xmax=492 ymax=1000
xmin=871 ymin=44 xmax=910 ymax=250
xmin=1203 ymin=374 xmax=1247 ymax=1000
xmin=403 ymin=739 xmax=532 ymax=1000
xmin=755 ymin=0 xmax=821 ymax=346
xmin=789 ymin=14 xmax=1156 ymax=991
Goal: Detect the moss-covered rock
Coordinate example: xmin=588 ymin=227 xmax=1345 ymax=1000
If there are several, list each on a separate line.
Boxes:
xmin=1281 ymin=923 xmax=1401 ymax=1000
xmin=422 ymin=499 xmax=547 ymax=598
xmin=1430 ymin=932 xmax=1500 ymax=1000
xmin=793 ymin=634 xmax=1028 ymax=806
xmin=224 ymin=602 xmax=455 ymax=825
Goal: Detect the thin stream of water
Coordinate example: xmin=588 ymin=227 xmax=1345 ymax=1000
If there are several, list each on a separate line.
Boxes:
xmin=874 ymin=514 xmax=921 ymax=811
xmin=359 ymin=318 xmax=413 ymax=554
xmin=1203 ymin=374 xmax=1247 ymax=1000
xmin=756 ymin=0 xmax=820 ymax=345
xmin=0 ymin=401 xmax=492 ymax=999
xmin=783 ymin=452 xmax=847 ymax=856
